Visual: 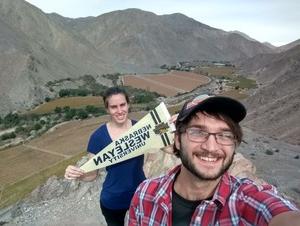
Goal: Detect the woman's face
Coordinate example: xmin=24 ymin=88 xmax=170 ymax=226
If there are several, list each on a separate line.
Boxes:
xmin=106 ymin=93 xmax=129 ymax=124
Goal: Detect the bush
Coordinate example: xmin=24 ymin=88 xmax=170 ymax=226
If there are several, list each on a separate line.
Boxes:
xmin=265 ymin=150 xmax=274 ymax=155
xmin=59 ymin=89 xmax=70 ymax=97
xmin=54 ymin=107 xmax=62 ymax=114
xmin=64 ymin=109 xmax=76 ymax=120
xmin=33 ymin=123 xmax=42 ymax=131
xmin=133 ymin=93 xmax=156 ymax=104
xmin=63 ymin=106 xmax=70 ymax=112
xmin=39 ymin=119 xmax=46 ymax=125
xmin=77 ymin=109 xmax=88 ymax=119
xmin=1 ymin=132 xmax=16 ymax=140
xmin=59 ymin=89 xmax=90 ymax=97
xmin=76 ymin=89 xmax=89 ymax=96
xmin=44 ymin=97 xmax=51 ymax=102
xmin=15 ymin=126 xmax=27 ymax=134
xmin=3 ymin=113 xmax=20 ymax=127
xmin=85 ymin=105 xmax=98 ymax=114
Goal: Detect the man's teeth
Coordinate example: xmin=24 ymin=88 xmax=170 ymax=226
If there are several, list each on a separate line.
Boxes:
xmin=200 ymin=156 xmax=217 ymax=162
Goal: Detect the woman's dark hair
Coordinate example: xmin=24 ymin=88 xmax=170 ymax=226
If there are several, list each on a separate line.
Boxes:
xmin=102 ymin=87 xmax=130 ymax=108
xmin=173 ymin=111 xmax=243 ymax=157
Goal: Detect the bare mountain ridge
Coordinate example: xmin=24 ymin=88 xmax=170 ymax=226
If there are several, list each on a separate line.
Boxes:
xmin=238 ymin=45 xmax=300 ymax=144
xmin=0 ymin=0 xmax=275 ymax=115
xmin=0 ymin=0 xmax=112 ymax=114
xmin=65 ymin=8 xmax=274 ymax=67
xmin=277 ymin=39 xmax=300 ymax=52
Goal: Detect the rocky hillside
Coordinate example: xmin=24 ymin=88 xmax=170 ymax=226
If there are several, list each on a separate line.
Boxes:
xmin=1 ymin=128 xmax=299 ymax=225
xmin=238 ymin=45 xmax=300 ymax=145
xmin=0 ymin=105 xmax=299 ymax=225
xmin=0 ymin=0 xmax=274 ymax=115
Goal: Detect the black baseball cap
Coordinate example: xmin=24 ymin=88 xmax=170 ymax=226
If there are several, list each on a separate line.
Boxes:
xmin=176 ymin=94 xmax=247 ymax=125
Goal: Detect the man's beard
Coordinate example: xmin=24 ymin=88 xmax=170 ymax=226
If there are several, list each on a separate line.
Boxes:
xmin=179 ymin=143 xmax=234 ymax=181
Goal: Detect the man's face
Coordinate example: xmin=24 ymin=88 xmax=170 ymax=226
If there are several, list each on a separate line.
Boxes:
xmin=175 ymin=112 xmax=235 ymax=180
xmin=106 ymin=94 xmax=129 ymax=124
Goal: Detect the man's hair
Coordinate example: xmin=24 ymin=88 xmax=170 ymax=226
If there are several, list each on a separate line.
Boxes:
xmin=102 ymin=87 xmax=130 ymax=108
xmin=173 ymin=111 xmax=243 ymax=157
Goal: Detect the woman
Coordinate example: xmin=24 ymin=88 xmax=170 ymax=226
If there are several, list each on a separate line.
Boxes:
xmin=64 ymin=87 xmax=146 ymax=226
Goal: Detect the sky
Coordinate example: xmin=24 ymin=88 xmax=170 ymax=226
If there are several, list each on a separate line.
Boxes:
xmin=25 ymin=0 xmax=300 ymax=47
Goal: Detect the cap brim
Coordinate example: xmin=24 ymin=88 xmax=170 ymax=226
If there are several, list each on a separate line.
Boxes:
xmin=178 ymin=96 xmax=246 ymax=123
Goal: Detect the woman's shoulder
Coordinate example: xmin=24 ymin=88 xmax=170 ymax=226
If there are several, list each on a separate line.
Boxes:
xmin=131 ymin=119 xmax=138 ymax=125
xmin=91 ymin=123 xmax=108 ymax=137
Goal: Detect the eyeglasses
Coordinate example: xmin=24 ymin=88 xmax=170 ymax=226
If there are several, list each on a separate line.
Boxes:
xmin=184 ymin=127 xmax=236 ymax=146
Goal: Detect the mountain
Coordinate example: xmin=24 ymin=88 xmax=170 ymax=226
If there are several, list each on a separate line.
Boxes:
xmin=0 ymin=0 xmax=111 ymax=114
xmin=262 ymin=42 xmax=277 ymax=50
xmin=66 ymin=9 xmax=273 ymax=68
xmin=238 ymin=45 xmax=300 ymax=145
xmin=0 ymin=0 xmax=274 ymax=115
xmin=277 ymin=39 xmax=300 ymax=52
xmin=229 ymin=30 xmax=258 ymax=42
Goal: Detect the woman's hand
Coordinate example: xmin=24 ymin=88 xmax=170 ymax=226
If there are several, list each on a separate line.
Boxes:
xmin=170 ymin=113 xmax=178 ymax=125
xmin=64 ymin=165 xmax=84 ymax=180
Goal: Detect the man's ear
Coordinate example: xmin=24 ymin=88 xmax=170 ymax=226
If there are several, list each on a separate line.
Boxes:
xmin=174 ymin=133 xmax=180 ymax=150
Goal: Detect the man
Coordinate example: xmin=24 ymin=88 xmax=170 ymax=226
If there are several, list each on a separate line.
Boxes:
xmin=127 ymin=94 xmax=300 ymax=226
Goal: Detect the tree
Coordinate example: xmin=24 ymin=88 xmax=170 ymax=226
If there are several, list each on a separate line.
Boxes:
xmin=85 ymin=105 xmax=98 ymax=113
xmin=64 ymin=109 xmax=76 ymax=120
xmin=59 ymin=89 xmax=70 ymax=97
xmin=54 ymin=107 xmax=62 ymax=114
xmin=44 ymin=97 xmax=51 ymax=102
xmin=63 ymin=106 xmax=70 ymax=112
xmin=34 ymin=123 xmax=42 ymax=131
xmin=1 ymin=132 xmax=16 ymax=140
xmin=77 ymin=109 xmax=88 ymax=119
xmin=3 ymin=112 xmax=20 ymax=127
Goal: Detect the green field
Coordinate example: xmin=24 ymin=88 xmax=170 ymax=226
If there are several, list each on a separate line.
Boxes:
xmin=30 ymin=96 xmax=103 ymax=115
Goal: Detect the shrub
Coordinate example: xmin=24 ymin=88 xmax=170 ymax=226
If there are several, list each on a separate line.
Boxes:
xmin=133 ymin=93 xmax=156 ymax=104
xmin=64 ymin=109 xmax=76 ymax=120
xmin=3 ymin=113 xmax=20 ymax=127
xmin=44 ymin=97 xmax=51 ymax=102
xmin=54 ymin=107 xmax=62 ymax=114
xmin=59 ymin=89 xmax=90 ymax=97
xmin=85 ymin=105 xmax=98 ymax=114
xmin=15 ymin=126 xmax=27 ymax=134
xmin=33 ymin=123 xmax=42 ymax=131
xmin=59 ymin=89 xmax=70 ymax=97
xmin=77 ymin=109 xmax=88 ymax=119
xmin=39 ymin=119 xmax=46 ymax=125
xmin=265 ymin=150 xmax=274 ymax=155
xmin=1 ymin=132 xmax=16 ymax=140
xmin=63 ymin=106 xmax=70 ymax=112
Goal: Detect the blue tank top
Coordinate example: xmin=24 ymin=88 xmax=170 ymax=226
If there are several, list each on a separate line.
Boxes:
xmin=87 ymin=120 xmax=146 ymax=209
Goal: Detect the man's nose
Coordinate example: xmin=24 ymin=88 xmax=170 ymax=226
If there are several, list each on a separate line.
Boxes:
xmin=201 ymin=134 xmax=219 ymax=151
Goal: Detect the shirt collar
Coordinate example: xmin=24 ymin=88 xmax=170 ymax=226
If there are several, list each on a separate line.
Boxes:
xmin=154 ymin=165 xmax=234 ymax=208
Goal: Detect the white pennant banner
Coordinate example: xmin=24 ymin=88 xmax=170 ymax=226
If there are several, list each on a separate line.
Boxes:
xmin=80 ymin=102 xmax=175 ymax=172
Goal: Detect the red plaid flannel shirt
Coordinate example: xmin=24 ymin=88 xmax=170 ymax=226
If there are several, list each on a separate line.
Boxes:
xmin=128 ymin=165 xmax=298 ymax=226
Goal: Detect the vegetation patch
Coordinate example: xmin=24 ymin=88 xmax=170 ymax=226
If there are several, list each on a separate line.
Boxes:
xmin=227 ymin=75 xmax=257 ymax=89
xmin=220 ymin=90 xmax=248 ymax=100
xmin=30 ymin=96 xmax=103 ymax=115
xmin=196 ymin=66 xmax=235 ymax=77
xmin=0 ymin=152 xmax=85 ymax=209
